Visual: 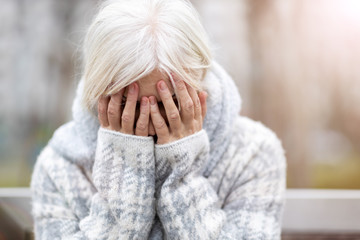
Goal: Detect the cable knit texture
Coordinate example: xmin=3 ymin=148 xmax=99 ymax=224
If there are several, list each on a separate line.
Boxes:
xmin=31 ymin=62 xmax=287 ymax=239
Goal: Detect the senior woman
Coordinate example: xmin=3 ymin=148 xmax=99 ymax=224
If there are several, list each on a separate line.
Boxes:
xmin=31 ymin=0 xmax=287 ymax=239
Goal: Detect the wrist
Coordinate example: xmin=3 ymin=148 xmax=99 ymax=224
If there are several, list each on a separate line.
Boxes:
xmin=155 ymin=129 xmax=209 ymax=167
xmin=155 ymin=129 xmax=206 ymax=148
xmin=96 ymin=127 xmax=154 ymax=170
xmin=99 ymin=126 xmax=154 ymax=142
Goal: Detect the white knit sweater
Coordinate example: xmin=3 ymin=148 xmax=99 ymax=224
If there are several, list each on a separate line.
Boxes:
xmin=31 ymin=62 xmax=287 ymax=239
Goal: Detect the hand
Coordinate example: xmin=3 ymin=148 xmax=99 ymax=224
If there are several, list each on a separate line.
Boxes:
xmin=149 ymin=76 xmax=207 ymax=144
xmin=97 ymin=82 xmax=151 ymax=137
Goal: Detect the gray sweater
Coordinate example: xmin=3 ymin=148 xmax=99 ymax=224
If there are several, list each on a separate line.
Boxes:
xmin=31 ymin=62 xmax=287 ymax=239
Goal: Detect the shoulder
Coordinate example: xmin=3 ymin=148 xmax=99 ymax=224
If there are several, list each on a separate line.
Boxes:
xmin=232 ymin=116 xmax=285 ymax=151
xmin=30 ymin=145 xmax=85 ymax=194
xmin=30 ymin=146 xmax=85 ymax=220
xmin=32 ymin=145 xmax=71 ymax=179
xmin=233 ymin=116 xmax=283 ymax=146
xmin=207 ymin=116 xmax=286 ymax=209
xmin=31 ymin=146 xmax=64 ymax=193
xmin=227 ymin=116 xmax=286 ymax=170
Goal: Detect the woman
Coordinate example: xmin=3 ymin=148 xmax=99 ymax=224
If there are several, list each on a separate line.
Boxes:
xmin=31 ymin=0 xmax=287 ymax=239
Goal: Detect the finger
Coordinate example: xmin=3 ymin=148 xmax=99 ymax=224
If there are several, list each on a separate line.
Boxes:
xmin=149 ymin=96 xmax=169 ymax=142
xmin=98 ymin=95 xmax=110 ymax=127
xmin=107 ymin=89 xmax=125 ymax=131
xmin=121 ymin=83 xmax=139 ymax=134
xmin=157 ymin=80 xmax=181 ymax=132
xmin=187 ymin=84 xmax=201 ymax=121
xmin=199 ymin=91 xmax=208 ymax=121
xmin=172 ymin=74 xmax=194 ymax=121
xmin=135 ymin=97 xmax=150 ymax=136
xmin=148 ymin=119 xmax=156 ymax=136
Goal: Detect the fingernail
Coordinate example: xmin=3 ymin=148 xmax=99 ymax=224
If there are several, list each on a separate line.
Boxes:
xmin=150 ymin=96 xmax=156 ymax=105
xmin=159 ymin=81 xmax=166 ymax=91
xmin=129 ymin=83 xmax=135 ymax=93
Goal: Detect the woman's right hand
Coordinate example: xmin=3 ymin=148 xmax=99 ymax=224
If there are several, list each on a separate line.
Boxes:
xmin=97 ymin=82 xmax=151 ymax=137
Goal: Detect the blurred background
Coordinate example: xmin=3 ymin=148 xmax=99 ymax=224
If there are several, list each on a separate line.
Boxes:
xmin=1 ymin=0 xmax=360 ymax=189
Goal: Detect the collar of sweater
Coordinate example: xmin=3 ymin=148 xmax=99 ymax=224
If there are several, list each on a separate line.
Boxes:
xmin=48 ymin=61 xmax=242 ymax=177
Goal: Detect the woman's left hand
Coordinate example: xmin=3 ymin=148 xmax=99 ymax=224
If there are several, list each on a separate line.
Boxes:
xmin=149 ymin=76 xmax=207 ymax=144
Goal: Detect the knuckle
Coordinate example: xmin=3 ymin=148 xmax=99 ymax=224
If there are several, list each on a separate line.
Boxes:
xmin=121 ymin=113 xmax=132 ymax=123
xmin=155 ymin=120 xmax=166 ymax=129
xmin=187 ymin=124 xmax=196 ymax=134
xmin=136 ymin=122 xmax=147 ymax=132
xmin=98 ymin=104 xmax=107 ymax=116
xmin=169 ymin=111 xmax=180 ymax=121
xmin=140 ymin=107 xmax=149 ymax=116
xmin=173 ymin=132 xmax=181 ymax=138
xmin=107 ymin=106 xmax=117 ymax=118
xmin=176 ymin=81 xmax=186 ymax=91
xmin=185 ymin=100 xmax=194 ymax=110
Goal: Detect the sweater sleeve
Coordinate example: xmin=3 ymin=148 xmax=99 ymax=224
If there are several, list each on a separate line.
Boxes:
xmin=154 ymin=129 xmax=286 ymax=240
xmin=31 ymin=127 xmax=156 ymax=239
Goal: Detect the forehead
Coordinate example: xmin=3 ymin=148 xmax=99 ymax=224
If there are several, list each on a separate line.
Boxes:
xmin=136 ymin=70 xmax=175 ymax=101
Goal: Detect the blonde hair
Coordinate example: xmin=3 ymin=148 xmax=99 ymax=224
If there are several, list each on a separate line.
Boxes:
xmin=81 ymin=0 xmax=212 ymax=113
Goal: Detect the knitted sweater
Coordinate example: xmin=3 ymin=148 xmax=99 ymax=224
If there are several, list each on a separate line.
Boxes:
xmin=31 ymin=62 xmax=287 ymax=239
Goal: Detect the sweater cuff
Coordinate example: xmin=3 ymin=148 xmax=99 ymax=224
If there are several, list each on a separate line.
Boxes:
xmin=99 ymin=127 xmax=154 ymax=142
xmin=154 ymin=129 xmax=210 ymax=179
xmin=94 ymin=127 xmax=155 ymax=188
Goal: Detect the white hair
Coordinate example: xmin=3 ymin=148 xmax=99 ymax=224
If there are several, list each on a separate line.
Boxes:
xmin=81 ymin=0 xmax=212 ymax=113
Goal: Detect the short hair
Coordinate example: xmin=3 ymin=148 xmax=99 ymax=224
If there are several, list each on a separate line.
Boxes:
xmin=81 ymin=0 xmax=212 ymax=113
